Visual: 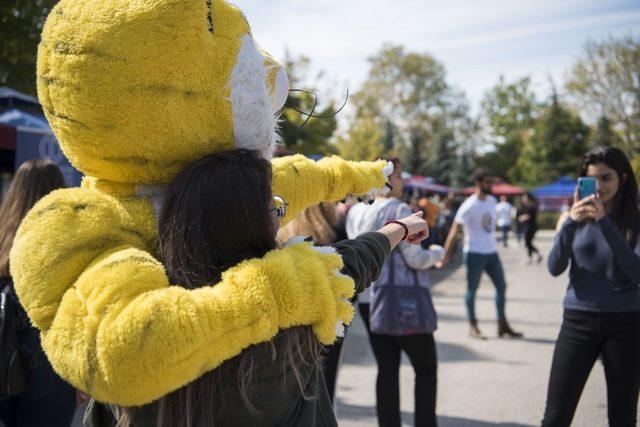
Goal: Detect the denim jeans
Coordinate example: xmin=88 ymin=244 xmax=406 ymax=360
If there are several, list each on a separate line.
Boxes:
xmin=0 ymin=328 xmax=76 ymax=427
xmin=463 ymin=252 xmax=507 ymax=321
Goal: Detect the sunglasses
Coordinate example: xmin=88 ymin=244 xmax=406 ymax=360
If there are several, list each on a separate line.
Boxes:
xmin=271 ymin=195 xmax=288 ymax=221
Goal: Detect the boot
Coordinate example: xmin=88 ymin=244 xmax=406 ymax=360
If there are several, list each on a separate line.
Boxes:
xmin=469 ymin=320 xmax=487 ymax=340
xmin=498 ymin=318 xmax=523 ymax=338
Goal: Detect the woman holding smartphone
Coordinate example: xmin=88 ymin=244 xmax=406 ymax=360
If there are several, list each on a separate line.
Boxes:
xmin=542 ymin=146 xmax=640 ymax=427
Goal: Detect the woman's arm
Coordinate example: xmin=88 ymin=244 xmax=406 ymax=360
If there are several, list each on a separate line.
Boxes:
xmin=399 ymin=242 xmax=445 ymax=270
xmin=332 ymin=233 xmax=390 ymax=295
xmin=598 ymin=216 xmax=640 ymax=284
xmin=547 ymin=218 xmax=577 ymax=277
xmin=331 ymin=212 xmax=429 ymax=294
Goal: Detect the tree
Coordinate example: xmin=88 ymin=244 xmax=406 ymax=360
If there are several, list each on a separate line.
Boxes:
xmin=518 ymin=91 xmax=590 ymax=185
xmin=348 ymin=45 xmax=472 ymax=174
xmin=632 ymin=155 xmax=640 ymax=180
xmin=566 ymin=34 xmax=640 ymax=155
xmin=591 ymin=115 xmax=623 ymax=148
xmin=278 ymin=53 xmax=338 ymax=156
xmin=0 ymin=1 xmax=58 ymax=95
xmin=335 ymin=117 xmax=384 ymax=161
xmin=478 ymin=76 xmax=537 ymax=181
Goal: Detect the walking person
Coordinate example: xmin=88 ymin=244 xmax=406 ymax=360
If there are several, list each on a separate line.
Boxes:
xmin=439 ymin=168 xmax=522 ymax=340
xmin=514 ymin=196 xmax=524 ymax=244
xmin=495 ymin=195 xmax=512 ymax=248
xmin=518 ymin=193 xmax=542 ymax=264
xmin=542 ymin=146 xmax=640 ymax=427
xmin=0 ymin=160 xmax=76 ymax=427
xmin=347 ymin=158 xmax=444 ymax=427
xmin=87 ymin=149 xmax=429 ymax=427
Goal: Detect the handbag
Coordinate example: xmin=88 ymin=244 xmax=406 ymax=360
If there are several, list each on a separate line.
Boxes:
xmin=369 ymin=249 xmax=437 ymax=336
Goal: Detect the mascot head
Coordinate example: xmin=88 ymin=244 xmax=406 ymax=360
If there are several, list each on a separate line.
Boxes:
xmin=37 ymin=0 xmax=289 ymax=184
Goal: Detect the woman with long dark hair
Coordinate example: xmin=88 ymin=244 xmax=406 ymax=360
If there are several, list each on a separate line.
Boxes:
xmin=0 ymin=160 xmax=75 ymax=427
xmin=542 ymin=146 xmax=640 ymax=426
xmin=105 ymin=149 xmax=427 ymax=427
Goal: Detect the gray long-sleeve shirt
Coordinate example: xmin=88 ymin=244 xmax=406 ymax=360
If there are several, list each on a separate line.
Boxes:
xmin=346 ymin=198 xmax=444 ymax=303
xmin=548 ymin=215 xmax=640 ymax=312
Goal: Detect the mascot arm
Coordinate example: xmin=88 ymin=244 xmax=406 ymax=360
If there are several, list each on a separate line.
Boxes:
xmin=10 ymin=189 xmax=355 ymax=406
xmin=272 ymin=155 xmax=392 ymax=224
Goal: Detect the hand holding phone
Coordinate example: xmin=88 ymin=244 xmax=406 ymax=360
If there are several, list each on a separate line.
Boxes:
xmin=577 ymin=177 xmax=597 ymax=200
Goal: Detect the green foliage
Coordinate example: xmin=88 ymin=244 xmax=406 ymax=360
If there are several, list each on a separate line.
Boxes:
xmin=279 ymin=53 xmax=338 ymax=156
xmin=478 ymin=76 xmax=537 ymax=181
xmin=335 ymin=117 xmax=384 ymax=161
xmin=0 ymin=1 xmax=58 ymax=95
xmin=538 ymin=211 xmax=561 ymax=230
xmin=591 ymin=115 xmax=623 ymax=148
xmin=342 ymin=44 xmax=473 ymax=179
xmin=517 ymin=91 xmax=590 ymax=185
xmin=566 ymin=34 xmax=640 ymax=155
xmin=631 ymin=155 xmax=640 ymax=180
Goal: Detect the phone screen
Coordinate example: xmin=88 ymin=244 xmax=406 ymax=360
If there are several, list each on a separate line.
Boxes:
xmin=578 ymin=177 xmax=597 ymax=200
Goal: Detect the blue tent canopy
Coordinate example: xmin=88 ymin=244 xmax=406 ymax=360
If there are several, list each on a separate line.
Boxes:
xmin=0 ymin=109 xmax=50 ymax=130
xmin=0 ymin=87 xmax=40 ymax=108
xmin=532 ymin=176 xmax=577 ymax=198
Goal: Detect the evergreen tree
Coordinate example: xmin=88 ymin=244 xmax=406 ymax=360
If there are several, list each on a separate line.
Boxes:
xmin=0 ymin=1 xmax=58 ymax=95
xmin=279 ymin=53 xmax=338 ymax=155
xmin=407 ymin=128 xmax=425 ymax=174
xmin=592 ymin=115 xmax=622 ymax=148
xmin=518 ymin=91 xmax=590 ymax=185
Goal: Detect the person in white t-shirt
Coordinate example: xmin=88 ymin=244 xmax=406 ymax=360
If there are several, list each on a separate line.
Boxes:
xmin=495 ymin=195 xmax=513 ymax=248
xmin=439 ymin=168 xmax=523 ymax=340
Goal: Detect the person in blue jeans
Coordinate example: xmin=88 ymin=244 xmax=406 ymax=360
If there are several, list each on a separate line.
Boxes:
xmin=439 ymin=168 xmax=523 ymax=340
xmin=542 ymin=147 xmax=640 ymax=427
xmin=0 ymin=160 xmax=76 ymax=427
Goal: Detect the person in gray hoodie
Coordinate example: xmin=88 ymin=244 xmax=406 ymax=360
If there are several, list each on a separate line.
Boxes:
xmin=346 ymin=158 xmax=444 ymax=427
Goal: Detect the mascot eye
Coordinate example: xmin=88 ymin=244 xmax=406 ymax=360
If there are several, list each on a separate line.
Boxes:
xmin=205 ymin=0 xmax=214 ymax=33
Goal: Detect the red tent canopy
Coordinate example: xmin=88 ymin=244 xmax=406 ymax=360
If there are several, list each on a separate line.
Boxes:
xmin=461 ymin=180 xmax=525 ymax=196
xmin=405 ymin=175 xmax=454 ymax=194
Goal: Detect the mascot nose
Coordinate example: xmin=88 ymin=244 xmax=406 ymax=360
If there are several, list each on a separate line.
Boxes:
xmin=263 ymin=53 xmax=290 ymax=112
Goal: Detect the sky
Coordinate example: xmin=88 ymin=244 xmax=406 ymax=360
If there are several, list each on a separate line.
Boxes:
xmin=234 ymin=0 xmax=640 ymax=116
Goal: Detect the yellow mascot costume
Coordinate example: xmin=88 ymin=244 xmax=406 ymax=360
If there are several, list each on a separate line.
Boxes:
xmin=10 ymin=0 xmax=391 ymax=407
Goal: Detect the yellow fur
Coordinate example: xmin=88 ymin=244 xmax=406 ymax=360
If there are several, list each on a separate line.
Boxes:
xmin=11 ymin=0 xmax=388 ymax=406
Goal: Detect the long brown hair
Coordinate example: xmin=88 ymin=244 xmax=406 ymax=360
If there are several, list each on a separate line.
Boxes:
xmin=124 ymin=150 xmax=321 ymax=427
xmin=580 ymin=146 xmax=640 ymax=247
xmin=0 ymin=159 xmax=66 ymax=277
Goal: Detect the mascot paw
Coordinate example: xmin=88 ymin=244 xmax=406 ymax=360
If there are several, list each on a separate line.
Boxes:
xmin=341 ymin=160 xmax=394 ymax=205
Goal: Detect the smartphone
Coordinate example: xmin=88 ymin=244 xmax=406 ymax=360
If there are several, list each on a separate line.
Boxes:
xmin=578 ymin=177 xmax=597 ymax=200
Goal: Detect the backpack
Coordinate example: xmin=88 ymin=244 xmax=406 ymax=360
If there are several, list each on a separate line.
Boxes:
xmin=0 ymin=286 xmax=29 ymax=396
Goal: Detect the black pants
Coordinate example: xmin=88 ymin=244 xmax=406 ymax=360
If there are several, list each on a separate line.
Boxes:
xmin=359 ymin=304 xmax=437 ymax=427
xmin=542 ymin=309 xmax=640 ymax=427
xmin=524 ymin=228 xmax=539 ymax=258
xmin=0 ymin=328 xmax=76 ymax=427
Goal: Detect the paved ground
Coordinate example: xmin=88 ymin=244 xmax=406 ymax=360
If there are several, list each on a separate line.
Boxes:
xmin=335 ymin=231 xmax=639 ymax=427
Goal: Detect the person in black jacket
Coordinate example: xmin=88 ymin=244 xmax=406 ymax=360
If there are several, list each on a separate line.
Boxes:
xmin=518 ymin=193 xmax=542 ymax=264
xmin=0 ymin=160 xmax=75 ymax=427
xmin=542 ymin=147 xmax=640 ymax=427
xmin=103 ymin=149 xmax=429 ymax=427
